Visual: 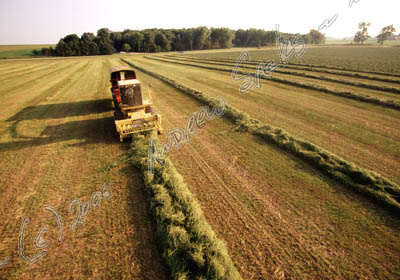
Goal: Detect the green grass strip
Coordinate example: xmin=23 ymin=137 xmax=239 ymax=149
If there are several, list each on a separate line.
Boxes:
xmin=122 ymin=58 xmax=400 ymax=217
xmin=146 ymin=56 xmax=400 ymax=111
xmin=128 ymin=131 xmax=242 ymax=280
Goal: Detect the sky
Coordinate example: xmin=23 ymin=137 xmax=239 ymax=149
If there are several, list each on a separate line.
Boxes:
xmin=0 ymin=0 xmax=399 ymax=44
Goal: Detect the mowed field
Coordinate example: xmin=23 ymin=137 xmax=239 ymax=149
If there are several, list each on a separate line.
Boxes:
xmin=0 ymin=57 xmax=167 ymax=279
xmin=1 ymin=45 xmax=400 ymax=280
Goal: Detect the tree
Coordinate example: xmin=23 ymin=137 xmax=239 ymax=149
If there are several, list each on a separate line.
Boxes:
xmin=233 ymin=29 xmax=276 ymax=47
xmin=111 ymin=32 xmax=123 ymax=52
xmin=233 ymin=29 xmax=248 ymax=47
xmin=80 ymin=32 xmax=95 ymax=56
xmin=96 ymin=28 xmax=113 ymax=55
xmin=261 ymin=31 xmax=276 ymax=45
xmin=63 ymin=34 xmax=81 ymax=56
xmin=124 ymin=31 xmax=144 ymax=52
xmin=40 ymin=47 xmax=54 ymax=56
xmin=246 ymin=29 xmax=260 ymax=47
xmin=218 ymin=28 xmax=234 ymax=48
xmin=81 ymin=32 xmax=95 ymax=42
xmin=88 ymin=41 xmax=99 ymax=55
xmin=172 ymin=32 xmax=184 ymax=51
xmin=142 ymin=31 xmax=157 ymax=52
xmin=353 ymin=22 xmax=371 ymax=44
xmin=353 ymin=31 xmax=363 ymax=44
xmin=53 ymin=34 xmax=79 ymax=56
xmin=55 ymin=39 xmax=70 ymax=56
xmin=377 ymin=24 xmax=396 ymax=45
xmin=182 ymin=30 xmax=193 ymax=50
xmin=210 ymin=28 xmax=234 ymax=49
xmin=122 ymin=43 xmax=131 ymax=52
xmin=155 ymin=32 xmax=170 ymax=51
xmin=192 ymin=27 xmax=210 ymax=50
xmin=308 ymin=29 xmax=326 ymax=44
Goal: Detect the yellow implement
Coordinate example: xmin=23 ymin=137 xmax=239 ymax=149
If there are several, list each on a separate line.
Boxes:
xmin=115 ymin=113 xmax=162 ymax=141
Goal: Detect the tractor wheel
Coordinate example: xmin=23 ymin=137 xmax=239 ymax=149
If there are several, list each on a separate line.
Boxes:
xmin=145 ymin=105 xmax=157 ymax=115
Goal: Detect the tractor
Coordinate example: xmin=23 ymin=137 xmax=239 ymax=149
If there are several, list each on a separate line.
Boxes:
xmin=110 ymin=66 xmax=162 ymax=141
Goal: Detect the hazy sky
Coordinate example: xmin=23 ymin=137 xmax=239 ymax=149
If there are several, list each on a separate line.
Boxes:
xmin=0 ymin=0 xmax=399 ymax=44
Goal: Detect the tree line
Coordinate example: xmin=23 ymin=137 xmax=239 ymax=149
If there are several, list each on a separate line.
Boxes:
xmin=353 ymin=22 xmax=397 ymax=44
xmin=33 ymin=27 xmax=326 ymax=57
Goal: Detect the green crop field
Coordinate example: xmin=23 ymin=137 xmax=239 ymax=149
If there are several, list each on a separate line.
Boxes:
xmin=1 ymin=45 xmax=400 ymax=279
xmin=0 ymin=45 xmax=55 ymax=59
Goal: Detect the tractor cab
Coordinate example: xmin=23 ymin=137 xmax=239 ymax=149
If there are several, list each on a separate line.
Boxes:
xmin=110 ymin=66 xmax=141 ymax=108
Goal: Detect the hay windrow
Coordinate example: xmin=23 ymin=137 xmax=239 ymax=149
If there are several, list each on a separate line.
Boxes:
xmin=128 ymin=132 xmax=242 ymax=280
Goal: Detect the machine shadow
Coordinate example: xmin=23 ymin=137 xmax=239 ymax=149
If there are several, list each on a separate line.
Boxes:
xmin=1 ymin=117 xmax=120 ymax=152
xmin=6 ymin=99 xmax=113 ymax=122
xmin=2 ymin=99 xmax=121 ymax=152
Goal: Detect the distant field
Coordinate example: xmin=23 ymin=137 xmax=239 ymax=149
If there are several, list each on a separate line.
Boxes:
xmin=187 ymin=45 xmax=400 ymax=73
xmin=326 ymin=38 xmax=400 ymax=46
xmin=0 ymin=45 xmax=54 ymax=59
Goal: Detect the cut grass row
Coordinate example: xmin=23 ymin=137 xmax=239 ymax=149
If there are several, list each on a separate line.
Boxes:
xmin=166 ymin=54 xmax=400 ymax=84
xmin=146 ymin=56 xmax=400 ymax=111
xmin=122 ymin=58 xmax=400 ymax=216
xmin=128 ymin=131 xmax=241 ymax=280
xmin=163 ymin=55 xmax=400 ymax=94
